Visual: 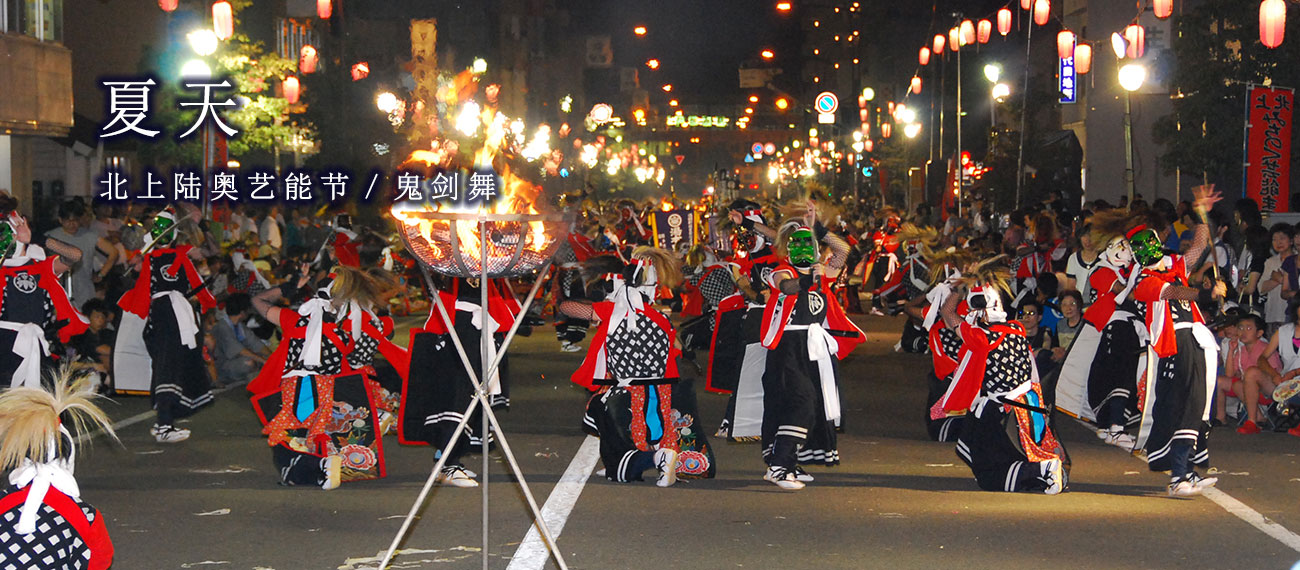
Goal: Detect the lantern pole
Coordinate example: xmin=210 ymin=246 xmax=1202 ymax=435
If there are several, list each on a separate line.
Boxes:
xmin=1014 ymin=14 xmax=1034 ymax=209
xmin=955 ymin=15 xmax=964 ymax=217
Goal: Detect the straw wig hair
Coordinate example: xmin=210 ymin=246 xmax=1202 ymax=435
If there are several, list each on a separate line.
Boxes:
xmin=0 ymin=365 xmax=117 ymax=470
xmin=631 ymin=246 xmax=683 ymax=289
xmin=956 ymin=254 xmax=1012 ymax=297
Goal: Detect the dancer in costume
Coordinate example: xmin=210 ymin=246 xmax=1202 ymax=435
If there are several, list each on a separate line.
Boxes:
xmin=710 ymin=200 xmax=782 ymax=441
xmin=678 ymin=244 xmax=739 ymax=362
xmin=933 ymin=259 xmax=1066 ymax=495
xmin=249 ymin=265 xmax=405 ymax=490
xmin=117 ymin=208 xmax=215 ymax=443
xmin=1130 ymin=186 xmax=1226 ymax=496
xmin=569 ymin=248 xmax=703 ymax=486
xmin=399 ymin=276 xmax=519 ymax=488
xmin=0 ymin=205 xmax=87 ymax=390
xmin=759 ymin=219 xmax=862 ymax=490
xmin=552 ymin=224 xmax=597 ymax=352
xmin=0 ymin=367 xmax=117 ymax=569
xmin=911 ymin=246 xmax=973 ymax=442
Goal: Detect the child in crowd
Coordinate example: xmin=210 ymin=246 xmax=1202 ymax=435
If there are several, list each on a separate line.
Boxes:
xmin=1260 ymin=224 xmax=1294 ymax=334
xmin=1215 ymin=314 xmax=1280 ymax=432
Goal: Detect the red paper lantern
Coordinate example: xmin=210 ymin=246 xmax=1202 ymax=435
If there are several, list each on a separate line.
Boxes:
xmin=998 ymin=8 xmax=1013 ymax=36
xmin=864 ymin=139 xmax=874 ymax=152
xmin=300 ymin=45 xmax=318 ymax=74
xmin=910 ymin=76 xmax=923 ymax=94
xmin=1153 ymin=0 xmax=1173 ymax=19
xmin=283 ymin=76 xmax=300 ymax=104
xmin=213 ymin=1 xmax=233 ymax=40
xmin=1057 ymin=30 xmax=1075 ymax=59
xmin=1261 ymin=0 xmax=1287 ymax=49
xmin=919 ymin=46 xmax=931 ymax=66
xmin=949 ymin=27 xmax=961 ymax=51
xmin=881 ymin=122 xmax=892 ymax=138
xmin=1033 ymin=0 xmax=1051 ymax=25
xmin=317 ymin=0 xmax=332 ymax=19
xmin=159 ymin=0 xmax=178 ymax=12
xmin=1074 ymin=43 xmax=1092 ymax=74
xmin=859 ymin=108 xmax=869 ymax=122
xmin=350 ymin=62 xmax=369 ymax=81
xmin=960 ymin=20 xmax=975 ymax=46
xmin=977 ymin=19 xmax=992 ymax=44
xmin=934 ymin=34 xmax=946 ymax=54
xmin=1124 ymin=24 xmax=1145 ymax=58
xmin=1021 ymin=0 xmax=1031 ymax=10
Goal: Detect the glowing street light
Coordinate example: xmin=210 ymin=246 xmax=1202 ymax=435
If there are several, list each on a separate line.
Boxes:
xmin=776 ymin=2 xmax=792 ymax=11
xmin=669 ymin=99 xmax=679 ymax=107
xmin=633 ymin=25 xmax=648 ymax=36
xmin=904 ymin=123 xmax=923 ymax=138
xmin=760 ymin=49 xmax=776 ymax=60
xmin=662 ymin=84 xmax=673 ymax=92
xmin=991 ymin=83 xmax=1011 ymax=101
xmin=646 ymin=59 xmax=660 ymax=69
xmin=376 ymin=91 xmax=400 ymax=114
xmin=187 ymin=29 xmax=219 ymax=56
xmin=1118 ymin=62 xmax=1147 ymax=202
xmin=775 ymin=97 xmax=790 ymax=110
xmin=749 ymin=95 xmax=759 ymax=103
xmin=861 ymin=87 xmax=875 ymax=101
xmin=179 ymin=59 xmax=212 ymax=79
xmin=983 ymin=63 xmax=1001 ymax=84
xmin=471 ymin=58 xmax=488 ymax=74
xmin=1118 ymin=63 xmax=1147 ymax=92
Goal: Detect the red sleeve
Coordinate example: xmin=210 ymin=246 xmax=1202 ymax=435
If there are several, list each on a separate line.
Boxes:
xmin=1132 ymin=274 xmax=1169 ymax=304
xmin=1089 ymin=268 xmax=1118 ymax=295
xmin=178 ymin=247 xmax=216 ymax=312
xmin=85 ymin=508 xmax=114 ymax=570
xmin=39 ymin=260 xmax=88 ymax=342
xmin=958 ymin=321 xmax=991 ymax=351
xmin=117 ymin=254 xmax=154 ymax=318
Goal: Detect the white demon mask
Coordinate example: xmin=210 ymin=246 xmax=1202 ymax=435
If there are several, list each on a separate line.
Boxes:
xmin=1102 ymin=236 xmax=1134 ymax=268
xmin=966 ymin=284 xmax=1007 ymax=324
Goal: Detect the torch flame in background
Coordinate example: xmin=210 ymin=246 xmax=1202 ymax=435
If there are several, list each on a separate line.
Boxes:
xmin=391 ymin=66 xmax=556 ymax=271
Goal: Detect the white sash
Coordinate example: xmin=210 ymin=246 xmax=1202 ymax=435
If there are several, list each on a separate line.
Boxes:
xmin=786 ymin=323 xmax=842 ymax=422
xmin=153 ymin=290 xmax=199 ymax=349
xmin=10 ymin=427 xmax=78 ymax=535
xmin=0 ymin=321 xmax=49 ymax=389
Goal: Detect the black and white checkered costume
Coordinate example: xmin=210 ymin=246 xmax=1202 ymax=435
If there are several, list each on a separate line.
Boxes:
xmin=0 ymin=484 xmax=112 ymax=570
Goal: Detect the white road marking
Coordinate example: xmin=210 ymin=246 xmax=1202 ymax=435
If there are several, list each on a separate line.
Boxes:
xmin=1202 ymin=488 xmax=1300 ymax=553
xmin=75 ymin=381 xmax=247 ymax=445
xmin=506 ymin=436 xmax=601 ymax=570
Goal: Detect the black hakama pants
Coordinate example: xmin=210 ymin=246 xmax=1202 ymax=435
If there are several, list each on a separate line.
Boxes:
xmin=144 ymin=299 xmax=212 ymax=424
xmin=761 ymin=330 xmax=839 ymax=468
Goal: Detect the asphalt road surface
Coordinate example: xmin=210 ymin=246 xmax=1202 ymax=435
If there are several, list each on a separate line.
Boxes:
xmin=72 ymin=314 xmax=1300 ymax=569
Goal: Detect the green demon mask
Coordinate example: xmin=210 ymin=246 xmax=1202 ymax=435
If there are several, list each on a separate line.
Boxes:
xmin=149 ymin=210 xmax=178 ymax=244
xmin=1128 ymin=227 xmax=1164 ymax=267
xmin=787 ymin=228 xmax=818 ymax=268
xmin=0 ymin=222 xmax=14 ymax=261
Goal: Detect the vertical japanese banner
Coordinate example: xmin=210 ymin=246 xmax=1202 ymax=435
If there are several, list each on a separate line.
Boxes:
xmin=1245 ymin=85 xmax=1294 ymax=213
xmin=650 ymin=209 xmax=695 ymax=251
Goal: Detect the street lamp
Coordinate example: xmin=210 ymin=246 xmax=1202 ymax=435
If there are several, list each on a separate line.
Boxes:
xmin=904 ymin=123 xmax=922 ymax=138
xmin=776 ymin=1 xmax=792 ymax=12
xmin=188 ymin=29 xmax=219 ymax=56
xmin=991 ymin=83 xmax=1011 ymax=102
xmin=983 ymin=63 xmax=1001 ymax=84
xmin=760 ymin=49 xmax=776 ymax=60
xmin=646 ymin=59 xmax=660 ymax=69
xmin=633 ymin=25 xmax=648 ymax=36
xmin=1119 ymin=63 xmax=1146 ymax=203
xmin=180 ymin=59 xmax=213 ymax=79
xmin=376 ymin=91 xmax=400 ymax=114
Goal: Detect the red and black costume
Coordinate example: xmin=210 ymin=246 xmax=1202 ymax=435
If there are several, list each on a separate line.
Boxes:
xmin=0 ymin=447 xmax=113 ymax=570
xmin=118 ymin=245 xmax=216 ymax=426
xmin=759 ymin=262 xmax=864 ymax=469
xmin=399 ymin=278 xmax=517 ymax=469
xmin=249 ymin=287 xmax=406 ymax=486
xmin=0 ymin=245 xmax=86 ymax=389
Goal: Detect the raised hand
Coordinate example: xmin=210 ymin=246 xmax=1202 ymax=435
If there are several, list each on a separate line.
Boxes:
xmin=1192 ymin=184 xmax=1222 ymax=213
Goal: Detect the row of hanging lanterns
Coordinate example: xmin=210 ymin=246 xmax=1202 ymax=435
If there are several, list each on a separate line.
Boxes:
xmin=161 ymin=0 xmax=332 ymax=18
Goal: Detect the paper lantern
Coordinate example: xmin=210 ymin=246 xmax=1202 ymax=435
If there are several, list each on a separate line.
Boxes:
xmin=317 ymin=0 xmax=332 ymax=19
xmin=998 ymin=8 xmax=1013 ymax=36
xmin=949 ymin=27 xmax=961 ymax=51
xmin=1111 ymin=32 xmax=1127 ymax=59
xmin=960 ymin=20 xmax=975 ymax=46
xmin=1074 ymin=43 xmax=1092 ymax=74
xmin=1034 ymin=0 xmax=1051 ymax=25
xmin=934 ymin=34 xmax=946 ymax=54
xmin=1154 ymin=0 xmax=1173 ymax=19
xmin=213 ymin=1 xmax=233 ymax=40
xmin=350 ymin=61 xmax=370 ymax=81
xmin=859 ymin=108 xmax=869 ymax=122
xmin=977 ymin=19 xmax=992 ymax=43
xmin=1021 ymin=0 xmax=1032 ymax=10
xmin=1057 ymin=30 xmax=1075 ymax=59
xmin=911 ymin=76 xmax=922 ymax=94
xmin=300 ymin=45 xmax=318 ymax=74
xmin=919 ymin=46 xmax=931 ymax=66
xmin=1124 ymin=24 xmax=1145 ymax=58
xmin=159 ymin=0 xmax=178 ymax=12
xmin=881 ymin=122 xmax=892 ymax=138
xmin=864 ymin=139 xmax=874 ymax=153
xmin=1261 ymin=0 xmax=1286 ymax=49
xmin=283 ymin=76 xmax=300 ymax=104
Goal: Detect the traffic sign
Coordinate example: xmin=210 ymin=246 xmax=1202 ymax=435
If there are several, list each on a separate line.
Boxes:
xmin=763 ymin=143 xmax=776 ymax=155
xmin=815 ymin=91 xmax=839 ymax=114
xmin=751 ymin=142 xmax=765 ymax=154
xmin=674 ymin=155 xmax=685 ymax=165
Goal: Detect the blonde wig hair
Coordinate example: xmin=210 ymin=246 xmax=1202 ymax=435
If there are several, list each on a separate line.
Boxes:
xmin=0 ymin=365 xmax=117 ymax=470
xmin=956 ymin=254 xmax=1012 ymax=298
xmin=631 ymin=246 xmax=683 ymax=289
xmin=328 ymin=265 xmax=391 ymax=309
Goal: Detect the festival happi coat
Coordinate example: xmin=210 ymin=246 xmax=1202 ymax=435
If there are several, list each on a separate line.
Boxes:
xmin=0 ymin=242 xmax=87 ymax=389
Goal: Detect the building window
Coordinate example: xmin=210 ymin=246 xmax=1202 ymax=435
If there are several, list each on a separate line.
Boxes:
xmin=4 ymin=0 xmax=62 ymax=41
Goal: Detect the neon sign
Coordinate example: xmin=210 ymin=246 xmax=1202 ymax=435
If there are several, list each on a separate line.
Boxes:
xmin=666 ymin=115 xmax=731 ymax=128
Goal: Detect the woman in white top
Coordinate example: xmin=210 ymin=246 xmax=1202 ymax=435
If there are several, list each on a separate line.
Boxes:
xmin=1062 ymin=222 xmax=1099 ymax=304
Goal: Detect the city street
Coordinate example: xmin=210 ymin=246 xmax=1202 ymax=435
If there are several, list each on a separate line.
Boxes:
xmin=78 ymin=314 xmax=1300 ymax=569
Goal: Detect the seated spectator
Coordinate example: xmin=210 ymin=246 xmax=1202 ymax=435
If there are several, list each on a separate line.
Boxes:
xmin=1221 ymin=314 xmax=1281 ymax=433
xmin=1054 ymin=290 xmax=1085 ymax=349
xmin=70 ymin=299 xmax=117 ymax=392
xmin=1019 ymin=300 xmax=1059 ymax=376
xmin=1258 ymin=300 xmax=1300 ymax=437
xmin=209 ymin=293 xmax=270 ymax=386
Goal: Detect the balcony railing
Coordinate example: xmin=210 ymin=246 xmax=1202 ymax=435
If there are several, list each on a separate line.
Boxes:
xmin=2 ymin=0 xmax=62 ymax=43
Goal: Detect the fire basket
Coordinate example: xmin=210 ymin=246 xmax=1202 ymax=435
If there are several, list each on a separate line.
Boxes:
xmin=394 ymin=209 xmax=568 ymax=278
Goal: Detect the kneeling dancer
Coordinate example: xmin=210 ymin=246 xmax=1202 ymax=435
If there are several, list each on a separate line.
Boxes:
xmin=933 ymin=260 xmax=1066 ymax=494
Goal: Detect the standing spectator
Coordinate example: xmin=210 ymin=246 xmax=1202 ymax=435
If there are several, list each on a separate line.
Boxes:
xmin=45 ymin=200 xmax=119 ymax=308
xmin=259 ymin=205 xmax=283 ymax=252
xmin=1261 ymin=224 xmax=1295 ymax=333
